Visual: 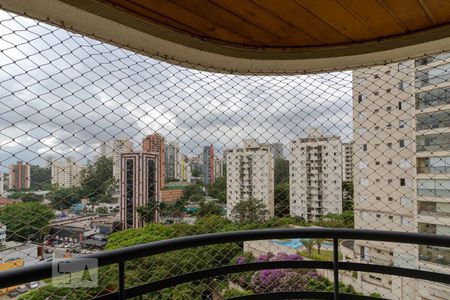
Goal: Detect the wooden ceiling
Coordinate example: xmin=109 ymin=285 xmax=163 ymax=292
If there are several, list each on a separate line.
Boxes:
xmin=103 ymin=0 xmax=450 ymax=48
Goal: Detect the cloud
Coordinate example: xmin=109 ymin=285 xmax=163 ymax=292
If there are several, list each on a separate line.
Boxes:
xmin=0 ymin=10 xmax=353 ymax=171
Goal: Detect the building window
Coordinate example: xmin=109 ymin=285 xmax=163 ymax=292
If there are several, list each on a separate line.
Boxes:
xmin=400 ymin=197 xmax=412 ymax=206
xmin=362 ymin=144 xmax=367 ymax=151
xmin=360 ymin=195 xmax=368 ymax=203
xmin=386 ymin=106 xmax=391 ymax=111
xmin=400 ymin=178 xmax=412 ymax=187
xmin=359 ymin=178 xmax=369 ymax=186
xmin=399 ymin=159 xmax=411 ymax=168
xmin=388 ymin=197 xmax=393 ymax=201
xmin=387 ymin=142 xmax=392 ymax=148
xmin=399 ymin=120 xmax=407 ymax=128
xmin=388 ymin=179 xmax=393 ymax=184
xmin=361 ymin=212 xmax=368 ymax=220
xmin=376 ymin=196 xmax=381 ymax=200
xmin=399 ymin=139 xmax=409 ymax=148
xmin=401 ymin=216 xmax=413 ymax=226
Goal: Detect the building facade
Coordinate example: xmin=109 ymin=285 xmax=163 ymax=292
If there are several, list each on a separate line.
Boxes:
xmin=51 ymin=157 xmax=84 ymax=188
xmin=353 ymin=56 xmax=450 ymax=299
xmin=165 ymin=142 xmax=181 ymax=180
xmin=0 ymin=223 xmax=5 ymax=245
xmin=142 ymin=133 xmax=165 ymax=189
xmin=214 ymin=156 xmax=224 ymax=179
xmin=226 ymin=140 xmax=274 ymax=219
xmin=119 ymin=152 xmax=160 ymax=229
xmin=289 ymin=129 xmax=343 ymax=222
xmin=342 ymin=142 xmax=353 ymax=182
xmin=8 ymin=161 xmax=30 ymax=190
xmin=0 ymin=172 xmax=4 ymax=198
xmin=181 ymin=155 xmax=192 ymax=182
xmin=202 ymin=145 xmax=215 ymax=185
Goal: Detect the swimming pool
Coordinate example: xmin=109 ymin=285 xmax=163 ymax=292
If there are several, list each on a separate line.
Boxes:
xmin=271 ymin=239 xmax=334 ymax=250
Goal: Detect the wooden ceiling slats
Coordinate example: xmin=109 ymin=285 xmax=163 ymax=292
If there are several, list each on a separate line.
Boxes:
xmin=108 ymin=0 xmax=205 ymax=36
xmin=420 ymin=0 xmax=450 ymax=25
xmin=379 ymin=0 xmax=434 ymax=31
xmin=125 ymin=0 xmax=254 ymax=45
xmin=171 ymin=0 xmax=285 ymax=45
xmin=102 ymin=0 xmax=450 ymax=49
xmin=210 ymin=0 xmax=320 ymax=45
xmin=252 ymin=0 xmax=352 ymax=44
xmin=335 ymin=0 xmax=405 ymax=36
xmin=293 ymin=0 xmax=380 ymax=41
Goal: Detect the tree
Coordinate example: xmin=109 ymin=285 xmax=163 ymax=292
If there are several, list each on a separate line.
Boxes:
xmin=314 ymin=238 xmax=326 ymax=254
xmin=180 ymin=184 xmax=204 ymax=203
xmin=22 ymin=193 xmax=44 ymax=202
xmin=197 ymin=201 xmax=223 ymax=217
xmin=300 ymin=239 xmax=314 ymax=256
xmin=0 ymin=202 xmax=54 ymax=242
xmin=96 ymin=207 xmax=108 ymax=215
xmin=231 ymin=198 xmax=268 ymax=224
xmin=274 ymin=159 xmax=289 ymax=185
xmin=48 ymin=187 xmax=83 ymax=210
xmin=208 ymin=176 xmax=226 ymax=203
xmin=137 ymin=199 xmax=158 ymax=224
xmin=191 ymin=169 xmax=201 ymax=177
xmin=80 ymin=156 xmax=114 ymax=203
xmin=30 ymin=165 xmax=51 ymax=190
xmin=274 ymin=182 xmax=289 ymax=217
xmin=342 ymin=181 xmax=354 ymax=211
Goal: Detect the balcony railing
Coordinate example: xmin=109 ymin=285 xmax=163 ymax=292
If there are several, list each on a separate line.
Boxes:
xmin=417 ymin=188 xmax=450 ymax=197
xmin=0 ymin=228 xmax=449 ymax=300
xmin=417 ymin=166 xmax=450 ymax=174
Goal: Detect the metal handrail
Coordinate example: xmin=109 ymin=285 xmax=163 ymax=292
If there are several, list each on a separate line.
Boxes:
xmin=0 ymin=228 xmax=449 ymax=299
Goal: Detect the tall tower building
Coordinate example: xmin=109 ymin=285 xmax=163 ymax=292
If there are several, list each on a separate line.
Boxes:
xmin=8 ymin=161 xmax=30 ymax=190
xmin=142 ymin=134 xmax=165 ymax=189
xmin=202 ymin=145 xmax=215 ymax=185
xmin=165 ymin=142 xmax=181 ymax=180
xmin=342 ymin=142 xmax=354 ymax=182
xmin=289 ymin=128 xmax=343 ymax=222
xmin=226 ymin=140 xmax=274 ymax=219
xmin=120 ymin=152 xmax=160 ymax=229
xmin=353 ymin=62 xmax=416 ymax=298
xmin=0 ymin=172 xmax=5 ymax=197
xmin=51 ymin=157 xmax=84 ymax=188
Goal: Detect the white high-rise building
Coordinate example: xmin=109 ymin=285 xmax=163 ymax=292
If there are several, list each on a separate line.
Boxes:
xmin=165 ymin=142 xmax=181 ymax=180
xmin=181 ymin=155 xmax=192 ymax=182
xmin=226 ymin=140 xmax=274 ymax=219
xmin=0 ymin=172 xmax=5 ymax=197
xmin=51 ymin=157 xmax=84 ymax=188
xmin=353 ymin=55 xmax=450 ymax=299
xmin=289 ymin=128 xmax=343 ymax=222
xmin=214 ymin=156 xmax=224 ymax=179
xmin=342 ymin=142 xmax=353 ymax=182
xmin=100 ymin=138 xmax=134 ymax=181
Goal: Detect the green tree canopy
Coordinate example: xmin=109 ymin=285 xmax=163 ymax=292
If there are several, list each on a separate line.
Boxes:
xmin=0 ymin=202 xmax=54 ymax=242
xmin=80 ymin=156 xmax=114 ymax=203
xmin=30 ymin=165 xmax=51 ymax=190
xmin=342 ymin=181 xmax=354 ymax=211
xmin=197 ymin=201 xmax=223 ymax=217
xmin=231 ymin=198 xmax=268 ymax=224
xmin=48 ymin=187 xmax=83 ymax=210
xmin=274 ymin=182 xmax=290 ymax=217
xmin=208 ymin=176 xmax=226 ymax=203
xmin=274 ymin=159 xmax=289 ymax=185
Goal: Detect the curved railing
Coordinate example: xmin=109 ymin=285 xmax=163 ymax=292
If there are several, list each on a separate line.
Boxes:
xmin=0 ymin=228 xmax=449 ymax=299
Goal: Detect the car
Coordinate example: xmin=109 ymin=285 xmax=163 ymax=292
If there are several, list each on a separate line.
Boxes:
xmin=28 ymin=282 xmax=39 ymax=289
xmin=16 ymin=286 xmax=28 ymax=294
xmin=7 ymin=291 xmax=19 ymax=298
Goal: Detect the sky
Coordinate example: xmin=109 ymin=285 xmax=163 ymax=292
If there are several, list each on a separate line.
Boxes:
xmin=0 ymin=10 xmax=353 ymax=171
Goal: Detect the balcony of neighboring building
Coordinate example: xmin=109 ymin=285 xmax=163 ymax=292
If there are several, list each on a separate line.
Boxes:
xmin=417 ymin=156 xmax=450 ymax=178
xmin=417 ymin=179 xmax=450 ymax=198
xmin=416 ymin=133 xmax=450 ymax=153
xmin=416 ymin=110 xmax=450 ymax=132
xmin=418 ymin=224 xmax=450 ymax=266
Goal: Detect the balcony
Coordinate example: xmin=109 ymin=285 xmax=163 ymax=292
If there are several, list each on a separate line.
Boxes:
xmin=416 ymin=111 xmax=450 ymax=131
xmin=0 ymin=228 xmax=448 ymax=299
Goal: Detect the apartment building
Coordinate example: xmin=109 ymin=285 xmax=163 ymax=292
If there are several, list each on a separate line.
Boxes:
xmin=181 ymin=155 xmax=192 ymax=182
xmin=165 ymin=142 xmax=181 ymax=180
xmin=0 ymin=223 xmax=5 ymax=245
xmin=99 ymin=138 xmax=134 ymax=181
xmin=202 ymin=145 xmax=215 ymax=185
xmin=214 ymin=156 xmax=224 ymax=179
xmin=119 ymin=152 xmax=160 ymax=229
xmin=51 ymin=157 xmax=84 ymax=188
xmin=289 ymin=128 xmax=343 ymax=222
xmin=8 ymin=161 xmax=30 ymax=190
xmin=142 ymin=133 xmax=165 ymax=189
xmin=226 ymin=140 xmax=274 ymax=219
xmin=353 ymin=56 xmax=450 ymax=299
xmin=0 ymin=172 xmax=4 ymax=198
xmin=342 ymin=142 xmax=353 ymax=182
